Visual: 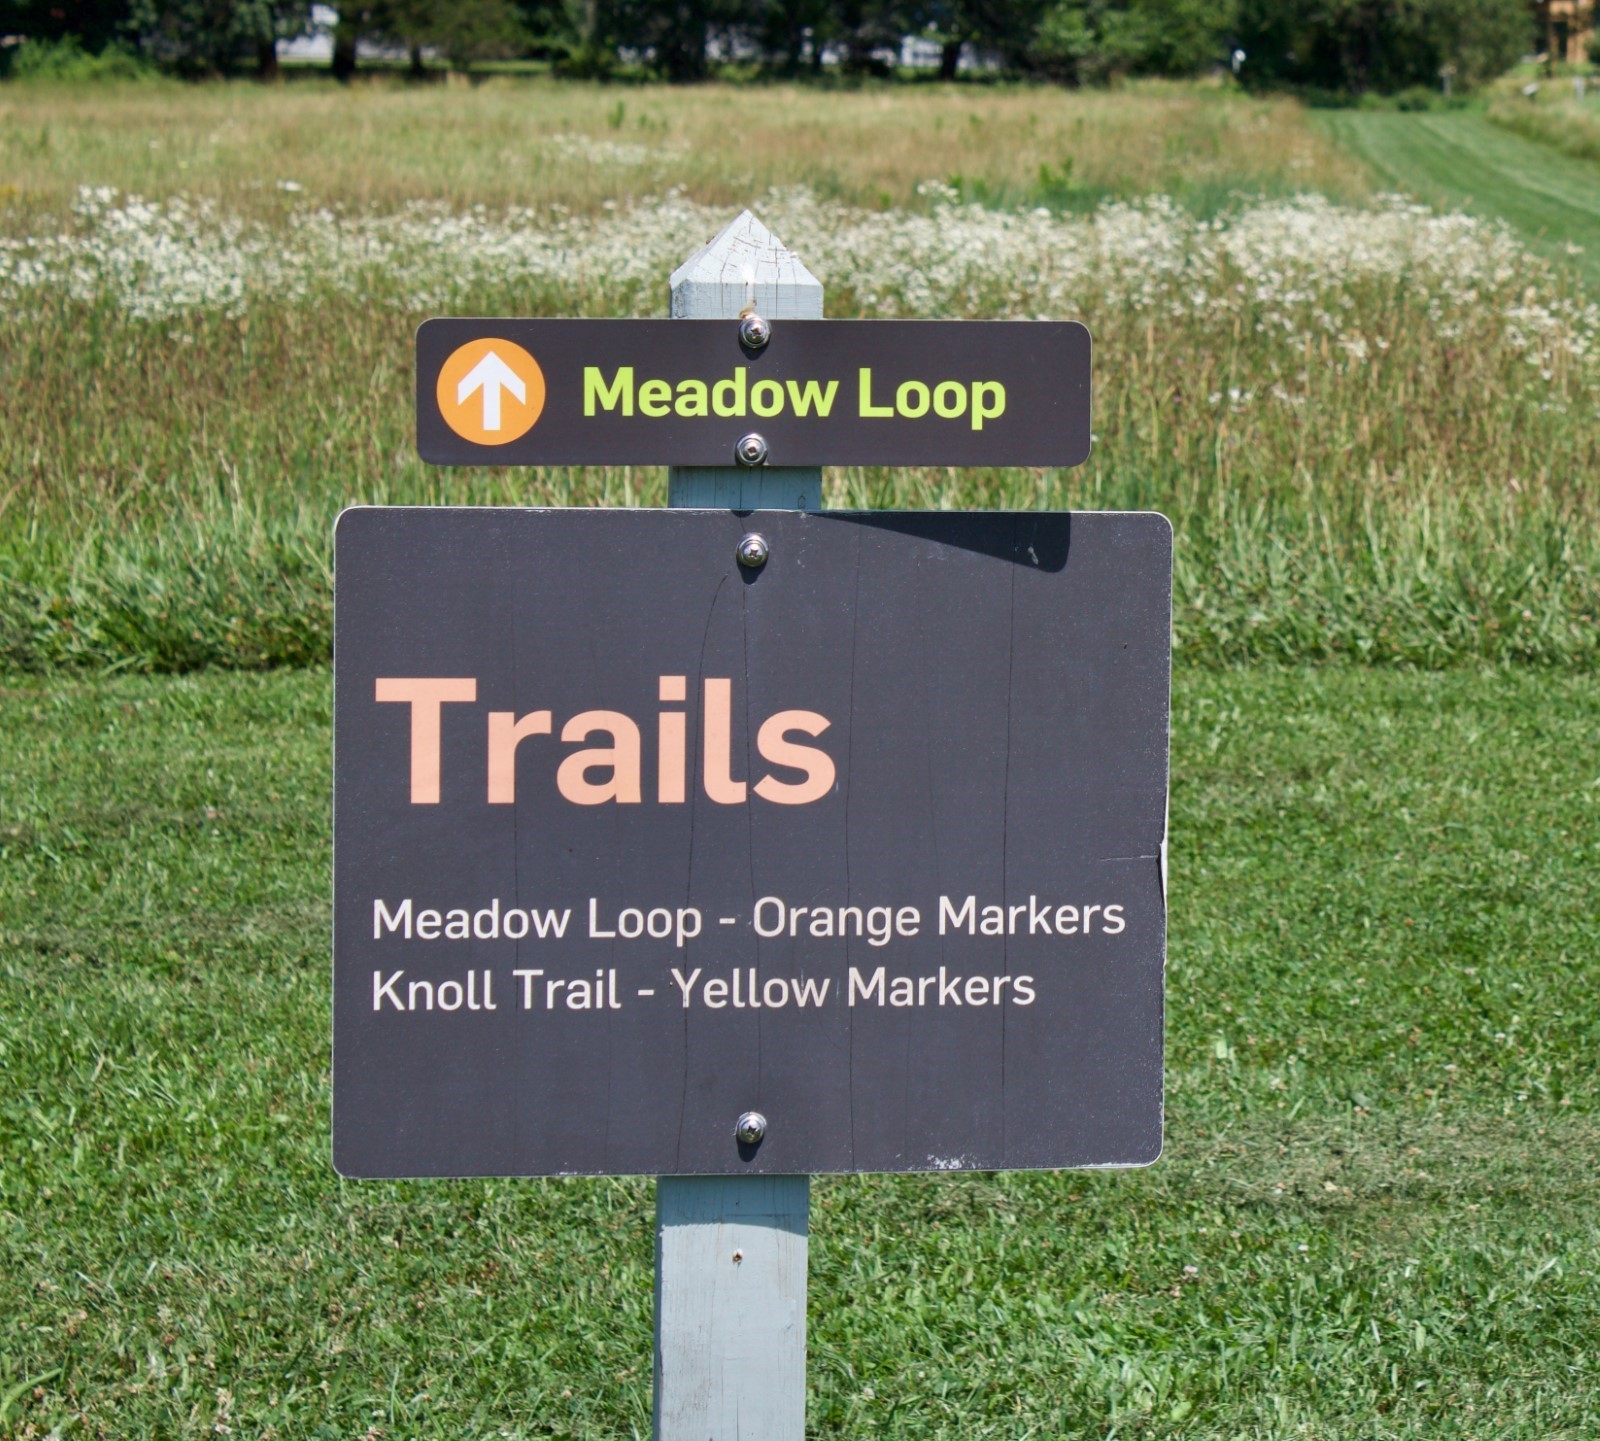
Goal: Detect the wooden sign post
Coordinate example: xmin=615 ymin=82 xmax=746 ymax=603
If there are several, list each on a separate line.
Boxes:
xmin=654 ymin=212 xmax=820 ymax=1441
xmin=336 ymin=209 xmax=1166 ymax=1441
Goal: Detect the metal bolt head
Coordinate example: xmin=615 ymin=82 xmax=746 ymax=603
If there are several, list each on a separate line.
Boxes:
xmin=738 ymin=312 xmax=771 ymax=350
xmin=736 ymin=533 xmax=769 ymax=570
xmin=734 ymin=1111 xmax=767 ymax=1145
xmin=735 ymin=432 xmax=768 ymax=468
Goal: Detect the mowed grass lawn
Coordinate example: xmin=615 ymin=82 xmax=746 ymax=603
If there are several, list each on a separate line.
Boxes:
xmin=2 ymin=666 xmax=1598 ymax=1439
xmin=1316 ymin=109 xmax=1600 ymax=286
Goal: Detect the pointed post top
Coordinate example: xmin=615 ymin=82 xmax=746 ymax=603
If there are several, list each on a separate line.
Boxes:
xmin=670 ymin=210 xmax=823 ymax=321
xmin=667 ymin=208 xmax=824 ymax=510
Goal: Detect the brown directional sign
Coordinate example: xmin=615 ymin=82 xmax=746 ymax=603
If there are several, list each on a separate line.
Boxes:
xmin=415 ymin=319 xmax=1091 ymax=469
xmin=333 ymin=506 xmax=1168 ymax=1178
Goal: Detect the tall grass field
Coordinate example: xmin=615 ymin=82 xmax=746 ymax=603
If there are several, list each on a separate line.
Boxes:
xmin=1 ymin=78 xmax=1597 ymax=671
xmin=3 ymin=74 xmax=1600 ymax=1439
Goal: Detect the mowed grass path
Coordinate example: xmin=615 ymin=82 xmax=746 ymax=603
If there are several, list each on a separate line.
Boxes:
xmin=1318 ymin=110 xmax=1600 ymax=285
xmin=3 ymin=667 xmax=1598 ymax=1438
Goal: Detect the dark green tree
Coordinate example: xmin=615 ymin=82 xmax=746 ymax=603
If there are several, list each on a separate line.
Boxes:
xmin=755 ymin=0 xmax=835 ymax=73
xmin=126 ymin=0 xmax=312 ymax=76
xmin=1122 ymin=0 xmax=1235 ymax=76
xmin=910 ymin=0 xmax=974 ymax=77
xmin=606 ymin=0 xmax=749 ymax=80
xmin=1234 ymin=0 xmax=1532 ymax=94
xmin=514 ymin=0 xmax=588 ymax=62
xmin=908 ymin=0 xmax=1056 ymax=77
xmin=830 ymin=0 xmax=914 ymax=73
xmin=372 ymin=0 xmax=527 ymax=73
xmin=1423 ymin=0 xmax=1534 ymax=88
xmin=1025 ymin=0 xmax=1233 ymax=83
xmin=1025 ymin=0 xmax=1093 ymax=79
xmin=0 ymin=0 xmax=134 ymax=50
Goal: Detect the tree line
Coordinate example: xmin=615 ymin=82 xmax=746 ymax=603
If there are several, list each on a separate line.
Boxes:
xmin=2 ymin=0 xmax=1537 ymax=93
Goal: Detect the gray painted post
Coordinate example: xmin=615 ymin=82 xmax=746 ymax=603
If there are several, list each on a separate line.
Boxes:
xmin=666 ymin=210 xmax=824 ymax=510
xmin=654 ymin=211 xmax=818 ymax=1441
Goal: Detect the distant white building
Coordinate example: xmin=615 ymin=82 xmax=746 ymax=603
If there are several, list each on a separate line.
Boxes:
xmin=283 ymin=5 xmax=995 ymax=71
xmin=277 ymin=4 xmax=427 ymax=64
xmin=898 ymin=36 xmax=997 ymax=71
xmin=275 ymin=4 xmax=334 ymax=63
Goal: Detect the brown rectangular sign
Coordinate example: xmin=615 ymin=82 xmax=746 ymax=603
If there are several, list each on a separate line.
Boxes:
xmin=333 ymin=507 xmax=1168 ymax=1178
xmin=415 ymin=319 xmax=1091 ymax=469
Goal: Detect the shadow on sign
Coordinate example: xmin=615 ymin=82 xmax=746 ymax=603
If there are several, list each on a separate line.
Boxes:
xmin=740 ymin=511 xmax=1073 ymax=573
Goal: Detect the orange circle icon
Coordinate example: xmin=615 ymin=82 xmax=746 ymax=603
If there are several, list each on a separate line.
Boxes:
xmin=436 ymin=338 xmax=546 ymax=446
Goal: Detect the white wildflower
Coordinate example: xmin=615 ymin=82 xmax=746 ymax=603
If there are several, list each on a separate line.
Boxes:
xmin=0 ymin=184 xmax=1589 ymax=391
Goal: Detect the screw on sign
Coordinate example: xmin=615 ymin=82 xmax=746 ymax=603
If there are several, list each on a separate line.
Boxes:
xmin=738 ymin=312 xmax=772 ymax=350
xmin=434 ymin=337 xmax=545 ymax=445
xmin=735 ymin=532 xmax=770 ymax=569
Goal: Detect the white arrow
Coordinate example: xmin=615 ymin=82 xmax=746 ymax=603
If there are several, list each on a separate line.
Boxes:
xmin=457 ymin=350 xmax=526 ymax=432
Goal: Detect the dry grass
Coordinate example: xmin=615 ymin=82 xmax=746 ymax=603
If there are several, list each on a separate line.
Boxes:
xmin=0 ymin=75 xmax=1370 ymax=221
